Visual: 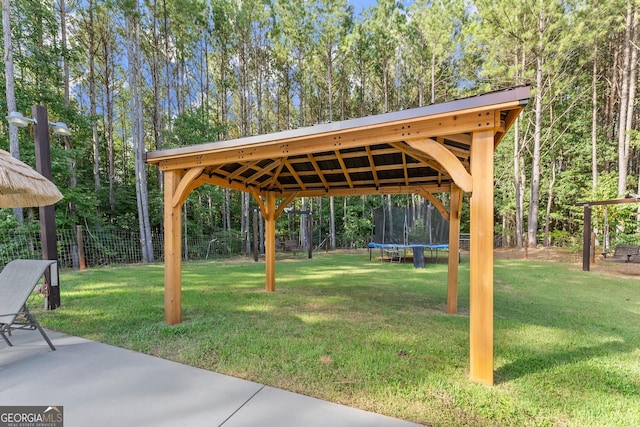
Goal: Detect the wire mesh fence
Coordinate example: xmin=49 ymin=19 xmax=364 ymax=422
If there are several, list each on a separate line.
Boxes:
xmin=0 ymin=227 xmax=247 ymax=270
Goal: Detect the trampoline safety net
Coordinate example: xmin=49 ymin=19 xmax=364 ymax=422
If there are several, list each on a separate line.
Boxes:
xmin=372 ymin=202 xmax=449 ymax=245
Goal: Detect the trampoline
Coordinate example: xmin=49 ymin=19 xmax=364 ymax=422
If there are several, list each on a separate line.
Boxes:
xmin=368 ymin=242 xmax=450 ymax=267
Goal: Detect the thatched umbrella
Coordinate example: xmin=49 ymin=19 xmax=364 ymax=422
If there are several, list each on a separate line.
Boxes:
xmin=0 ymin=149 xmax=63 ymax=207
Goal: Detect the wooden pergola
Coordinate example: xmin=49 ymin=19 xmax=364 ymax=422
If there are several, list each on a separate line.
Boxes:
xmin=576 ymin=196 xmax=640 ymax=271
xmin=145 ymin=85 xmax=531 ymax=385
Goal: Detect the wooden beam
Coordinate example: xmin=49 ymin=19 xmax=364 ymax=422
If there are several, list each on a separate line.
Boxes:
xmin=283 ymin=159 xmax=307 ymax=190
xmin=365 ymin=146 xmax=381 ymax=188
xmin=164 ymin=170 xmax=184 ymax=325
xmin=469 ymin=129 xmax=494 ymax=385
xmin=265 ymin=191 xmax=276 ymax=292
xmin=226 ymin=159 xmax=262 ymax=181
xmin=153 ymin=109 xmax=503 ymax=172
xmin=417 ymin=188 xmax=450 ymax=221
xmin=404 ymin=138 xmax=473 ymax=192
xmin=334 ymin=150 xmax=354 ymax=188
xmin=274 ymin=192 xmax=298 ymax=220
xmin=390 ymin=141 xmax=451 ymax=178
xmin=267 ymin=162 xmax=287 ymax=191
xmin=273 ymin=184 xmax=453 ymax=198
xmin=245 ymin=159 xmax=282 ymax=186
xmin=249 ymin=189 xmax=266 ymax=215
xmin=447 ymin=185 xmax=462 ymax=314
xmin=307 ymin=154 xmax=330 ymax=190
xmin=171 ymin=167 xmax=204 ymax=207
xmin=401 ymin=152 xmax=409 ymax=186
xmin=280 ymin=160 xmax=444 ymax=178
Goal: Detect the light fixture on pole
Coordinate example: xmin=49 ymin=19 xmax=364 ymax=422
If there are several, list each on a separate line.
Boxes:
xmin=50 ymin=122 xmax=71 ymax=136
xmin=4 ymin=106 xmax=71 ymax=310
xmin=5 ymin=111 xmax=35 ymax=127
xmin=6 ymin=111 xmax=71 ymax=136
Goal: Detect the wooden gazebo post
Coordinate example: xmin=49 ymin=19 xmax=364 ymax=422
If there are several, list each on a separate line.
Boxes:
xmin=164 ymin=169 xmax=184 ymax=325
xmin=447 ymin=185 xmax=462 ymax=314
xmin=469 ymin=129 xmax=495 ymax=385
xmin=265 ymin=191 xmax=276 ymax=292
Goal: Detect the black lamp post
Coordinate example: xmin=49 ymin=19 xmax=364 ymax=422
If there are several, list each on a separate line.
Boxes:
xmin=6 ymin=105 xmax=70 ymax=309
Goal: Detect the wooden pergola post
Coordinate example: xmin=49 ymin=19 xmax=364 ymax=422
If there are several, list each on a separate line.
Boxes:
xmin=164 ymin=170 xmax=183 ymax=325
xmin=582 ymin=204 xmax=591 ymax=271
xmin=265 ymin=191 xmax=276 ymax=292
xmin=447 ymin=185 xmax=462 ymax=314
xmin=469 ymin=129 xmax=494 ymax=385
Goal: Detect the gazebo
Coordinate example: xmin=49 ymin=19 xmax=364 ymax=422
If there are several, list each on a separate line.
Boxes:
xmin=145 ymin=85 xmax=531 ymax=385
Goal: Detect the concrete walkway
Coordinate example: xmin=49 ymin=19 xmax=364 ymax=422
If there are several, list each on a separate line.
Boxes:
xmin=0 ymin=329 xmax=422 ymax=427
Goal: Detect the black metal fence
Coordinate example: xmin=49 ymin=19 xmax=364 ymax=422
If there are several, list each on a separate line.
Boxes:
xmin=0 ymin=228 xmax=247 ymax=269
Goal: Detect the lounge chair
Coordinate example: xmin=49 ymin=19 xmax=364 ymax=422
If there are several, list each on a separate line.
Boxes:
xmin=0 ymin=259 xmax=58 ymax=351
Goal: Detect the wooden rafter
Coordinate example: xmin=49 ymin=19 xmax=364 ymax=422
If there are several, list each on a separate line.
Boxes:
xmin=307 ymin=154 xmax=330 ymax=190
xmin=245 ymin=159 xmax=282 ymax=186
xmin=365 ymin=146 xmax=381 ymax=188
xmin=226 ymin=159 xmax=262 ymax=181
xmin=401 ymin=151 xmax=409 ymax=186
xmin=267 ymin=161 xmax=287 ymax=191
xmin=389 ymin=141 xmax=450 ymax=177
xmin=283 ymin=158 xmax=307 ymax=191
xmin=334 ymin=150 xmax=354 ymax=188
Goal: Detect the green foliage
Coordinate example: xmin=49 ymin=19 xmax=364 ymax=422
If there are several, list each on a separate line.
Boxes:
xmin=1 ymin=0 xmax=639 ymax=248
xmin=342 ymin=206 xmax=372 ymax=248
xmin=614 ymin=233 xmax=640 ymax=246
xmin=165 ymin=107 xmax=224 ymax=148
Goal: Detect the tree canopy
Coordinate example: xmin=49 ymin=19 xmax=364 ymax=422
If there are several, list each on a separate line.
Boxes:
xmin=1 ymin=0 xmax=639 ymax=251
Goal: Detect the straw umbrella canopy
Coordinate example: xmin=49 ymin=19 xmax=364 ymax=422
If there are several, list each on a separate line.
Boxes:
xmin=0 ymin=149 xmax=63 ymax=207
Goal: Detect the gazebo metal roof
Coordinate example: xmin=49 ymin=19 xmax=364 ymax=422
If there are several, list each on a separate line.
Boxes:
xmin=146 ymin=86 xmax=529 ymax=198
xmin=146 ymin=85 xmax=531 ymax=386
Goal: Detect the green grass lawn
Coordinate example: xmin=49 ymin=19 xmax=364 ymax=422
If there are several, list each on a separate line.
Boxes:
xmin=34 ymin=252 xmax=639 ymax=426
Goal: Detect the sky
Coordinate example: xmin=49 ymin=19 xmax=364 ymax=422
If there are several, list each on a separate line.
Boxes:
xmin=348 ymin=0 xmax=378 ymax=13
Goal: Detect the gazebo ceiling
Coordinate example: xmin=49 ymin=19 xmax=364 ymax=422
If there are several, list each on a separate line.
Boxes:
xmin=145 ymin=86 xmax=530 ymax=198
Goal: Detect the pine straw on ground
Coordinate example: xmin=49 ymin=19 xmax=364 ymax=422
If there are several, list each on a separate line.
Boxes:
xmin=493 ymin=247 xmax=640 ymax=277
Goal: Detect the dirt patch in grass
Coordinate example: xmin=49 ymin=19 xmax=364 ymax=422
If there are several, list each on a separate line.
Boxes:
xmin=494 ymin=247 xmax=640 ymax=278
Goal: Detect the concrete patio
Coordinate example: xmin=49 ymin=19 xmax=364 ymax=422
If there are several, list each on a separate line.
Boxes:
xmin=0 ymin=329 xmax=421 ymax=427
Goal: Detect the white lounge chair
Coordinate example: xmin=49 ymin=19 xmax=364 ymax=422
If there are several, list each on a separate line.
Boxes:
xmin=0 ymin=259 xmax=58 ymax=351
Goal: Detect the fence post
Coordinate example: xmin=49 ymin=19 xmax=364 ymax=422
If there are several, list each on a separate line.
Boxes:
xmin=76 ymin=225 xmax=86 ymax=270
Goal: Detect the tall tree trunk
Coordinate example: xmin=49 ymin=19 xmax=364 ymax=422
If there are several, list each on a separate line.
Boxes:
xmin=60 ymin=0 xmax=78 ymax=245
xmin=104 ymin=36 xmax=115 ymax=211
xmin=623 ymin=6 xmax=638 ymax=194
xmin=87 ymin=0 xmax=100 ymax=192
xmin=300 ymin=197 xmax=308 ymax=249
xmin=431 ymin=51 xmax=436 ymax=104
xmin=2 ymin=0 xmax=24 ymax=226
xmin=151 ymin=0 xmax=163 ymax=189
xmin=543 ymin=144 xmax=556 ymax=246
xmin=514 ymin=50 xmax=524 ymax=248
xmin=387 ymin=194 xmax=394 ymax=242
xmin=224 ymin=189 xmax=231 ymax=232
xmin=527 ymin=14 xmax=544 ymax=248
xmin=329 ymin=196 xmax=336 ymax=250
xmin=162 ymin=0 xmax=172 ymax=134
xmin=591 ymin=44 xmax=599 ymax=190
xmin=617 ymin=3 xmax=633 ymax=196
xmin=60 ymin=0 xmax=70 ymax=102
xmin=125 ymin=0 xmax=154 ymax=263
